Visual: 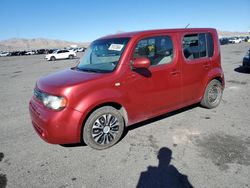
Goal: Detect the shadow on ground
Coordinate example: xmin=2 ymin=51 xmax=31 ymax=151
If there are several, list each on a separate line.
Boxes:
xmin=0 ymin=152 xmax=7 ymax=188
xmin=234 ymin=66 xmax=250 ymax=74
xmin=60 ymin=143 xmax=86 ymax=148
xmin=136 ymin=147 xmax=193 ymax=188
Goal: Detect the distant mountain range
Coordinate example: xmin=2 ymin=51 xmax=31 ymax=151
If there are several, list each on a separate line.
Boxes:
xmin=218 ymin=31 xmax=249 ymax=37
xmin=0 ymin=30 xmax=249 ymax=51
xmin=0 ymin=38 xmax=90 ymax=51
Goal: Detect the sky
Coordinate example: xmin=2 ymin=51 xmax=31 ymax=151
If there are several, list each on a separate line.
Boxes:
xmin=0 ymin=0 xmax=249 ymax=42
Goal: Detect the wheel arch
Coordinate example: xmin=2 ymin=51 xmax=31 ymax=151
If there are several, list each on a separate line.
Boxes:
xmin=50 ymin=56 xmax=56 ymax=60
xmin=201 ymin=69 xmax=225 ymax=100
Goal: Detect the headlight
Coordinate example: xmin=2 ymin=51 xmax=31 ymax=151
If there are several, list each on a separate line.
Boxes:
xmin=34 ymin=88 xmax=67 ymax=110
xmin=42 ymin=94 xmax=67 ymax=110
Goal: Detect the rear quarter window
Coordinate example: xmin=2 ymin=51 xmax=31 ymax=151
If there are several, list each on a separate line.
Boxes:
xmin=183 ymin=32 xmax=214 ymax=60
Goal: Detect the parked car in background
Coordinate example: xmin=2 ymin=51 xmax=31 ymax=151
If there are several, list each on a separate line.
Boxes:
xmin=25 ymin=51 xmax=36 ymax=55
xmin=19 ymin=51 xmax=27 ymax=56
xmin=76 ymin=47 xmax=86 ymax=52
xmin=229 ymin=37 xmax=241 ymax=44
xmin=9 ymin=51 xmax=19 ymax=56
xmin=29 ymin=28 xmax=224 ymax=149
xmin=0 ymin=52 xmax=10 ymax=57
xmin=47 ymin=49 xmax=58 ymax=54
xmin=219 ymin=38 xmax=229 ymax=45
xmin=45 ymin=49 xmax=76 ymax=61
xmin=37 ymin=49 xmax=47 ymax=55
xmin=239 ymin=36 xmax=246 ymax=42
xmin=69 ymin=47 xmax=87 ymax=52
xmin=243 ymin=49 xmax=250 ymax=69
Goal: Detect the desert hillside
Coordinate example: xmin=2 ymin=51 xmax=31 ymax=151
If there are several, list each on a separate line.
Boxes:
xmin=218 ymin=31 xmax=249 ymax=37
xmin=0 ymin=38 xmax=89 ymax=51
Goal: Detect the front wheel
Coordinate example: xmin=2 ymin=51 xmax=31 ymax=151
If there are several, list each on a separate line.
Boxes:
xmin=50 ymin=56 xmax=56 ymax=61
xmin=83 ymin=106 xmax=125 ymax=150
xmin=201 ymin=79 xmax=223 ymax=109
xmin=69 ymin=55 xmax=74 ymax=59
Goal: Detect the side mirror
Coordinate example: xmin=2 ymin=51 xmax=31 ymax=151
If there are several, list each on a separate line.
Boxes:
xmin=131 ymin=57 xmax=150 ymax=69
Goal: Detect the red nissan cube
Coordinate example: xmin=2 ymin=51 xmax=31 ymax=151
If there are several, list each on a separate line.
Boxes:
xmin=29 ymin=28 xmax=224 ymax=149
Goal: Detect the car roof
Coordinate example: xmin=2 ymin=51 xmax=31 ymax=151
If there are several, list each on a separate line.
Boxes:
xmin=98 ymin=28 xmax=216 ymax=40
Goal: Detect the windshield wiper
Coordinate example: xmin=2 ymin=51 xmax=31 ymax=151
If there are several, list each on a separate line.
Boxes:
xmin=75 ymin=67 xmax=108 ymax=73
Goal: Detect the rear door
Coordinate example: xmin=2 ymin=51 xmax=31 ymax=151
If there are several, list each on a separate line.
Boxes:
xmin=181 ymin=32 xmax=214 ymax=104
xmin=61 ymin=50 xmax=69 ymax=59
xmin=56 ymin=50 xmax=64 ymax=59
xmin=63 ymin=50 xmax=70 ymax=58
xmin=125 ymin=33 xmax=182 ymax=120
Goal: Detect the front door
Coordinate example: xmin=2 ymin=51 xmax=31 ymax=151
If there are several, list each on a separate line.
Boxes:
xmin=125 ymin=34 xmax=181 ymax=121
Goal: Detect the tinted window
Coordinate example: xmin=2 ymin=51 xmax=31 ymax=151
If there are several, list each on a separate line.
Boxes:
xmin=206 ymin=33 xmax=214 ymax=57
xmin=199 ymin=33 xmax=207 ymax=58
xmin=134 ymin=36 xmax=173 ymax=66
xmin=183 ymin=33 xmax=214 ymax=60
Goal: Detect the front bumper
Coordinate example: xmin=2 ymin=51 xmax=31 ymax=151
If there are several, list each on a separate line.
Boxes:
xmin=29 ymin=97 xmax=84 ymax=144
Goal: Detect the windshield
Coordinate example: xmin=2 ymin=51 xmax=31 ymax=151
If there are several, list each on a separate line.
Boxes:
xmin=76 ymin=37 xmax=130 ymax=73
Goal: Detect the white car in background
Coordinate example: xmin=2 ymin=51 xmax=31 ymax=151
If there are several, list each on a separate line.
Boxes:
xmin=45 ymin=49 xmax=76 ymax=61
xmin=75 ymin=47 xmax=86 ymax=52
xmin=25 ymin=51 xmax=35 ymax=55
xmin=0 ymin=52 xmax=10 ymax=57
xmin=229 ymin=37 xmax=241 ymax=44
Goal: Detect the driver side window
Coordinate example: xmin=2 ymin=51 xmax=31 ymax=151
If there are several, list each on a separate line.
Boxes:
xmin=133 ymin=36 xmax=174 ymax=66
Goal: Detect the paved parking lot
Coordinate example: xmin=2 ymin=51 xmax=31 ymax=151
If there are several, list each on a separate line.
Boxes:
xmin=0 ymin=43 xmax=250 ymax=188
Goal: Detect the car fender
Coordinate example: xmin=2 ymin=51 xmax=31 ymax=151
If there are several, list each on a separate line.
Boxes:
xmin=45 ymin=54 xmax=52 ymax=59
xmin=72 ymin=88 xmax=128 ymax=137
xmin=71 ymin=88 xmax=127 ymax=126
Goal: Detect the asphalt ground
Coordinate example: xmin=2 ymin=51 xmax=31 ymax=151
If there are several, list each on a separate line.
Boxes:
xmin=0 ymin=42 xmax=250 ymax=188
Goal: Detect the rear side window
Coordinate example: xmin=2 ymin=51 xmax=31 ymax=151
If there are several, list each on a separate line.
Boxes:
xmin=133 ymin=36 xmax=174 ymax=66
xmin=183 ymin=33 xmax=214 ymax=60
xmin=206 ymin=33 xmax=214 ymax=57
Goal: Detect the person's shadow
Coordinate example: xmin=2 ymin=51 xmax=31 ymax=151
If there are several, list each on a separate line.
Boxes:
xmin=136 ymin=147 xmax=193 ymax=188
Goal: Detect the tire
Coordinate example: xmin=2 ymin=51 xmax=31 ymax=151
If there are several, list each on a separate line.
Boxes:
xmin=69 ymin=55 xmax=74 ymax=59
xmin=83 ymin=106 xmax=125 ymax=150
xmin=201 ymin=79 xmax=223 ymax=109
xmin=50 ymin=56 xmax=56 ymax=61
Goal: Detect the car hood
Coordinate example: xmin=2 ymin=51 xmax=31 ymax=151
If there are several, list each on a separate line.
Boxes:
xmin=37 ymin=68 xmax=104 ymax=95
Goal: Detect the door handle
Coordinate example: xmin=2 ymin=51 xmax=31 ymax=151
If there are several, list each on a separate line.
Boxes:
xmin=170 ymin=70 xmax=180 ymax=76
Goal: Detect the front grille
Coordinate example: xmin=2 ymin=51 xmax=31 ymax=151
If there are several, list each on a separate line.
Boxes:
xmin=34 ymin=88 xmax=43 ymax=102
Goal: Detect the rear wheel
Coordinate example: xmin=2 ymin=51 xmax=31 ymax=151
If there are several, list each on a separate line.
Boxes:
xmin=201 ymin=79 xmax=223 ymax=109
xmin=50 ymin=56 xmax=56 ymax=61
xmin=69 ymin=55 xmax=74 ymax=59
xmin=83 ymin=106 xmax=125 ymax=150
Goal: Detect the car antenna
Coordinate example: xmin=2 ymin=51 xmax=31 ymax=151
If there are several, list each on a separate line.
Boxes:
xmin=185 ymin=24 xmax=190 ymax=28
